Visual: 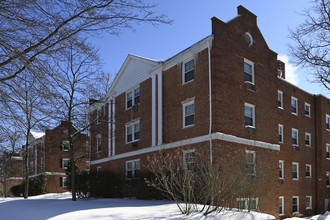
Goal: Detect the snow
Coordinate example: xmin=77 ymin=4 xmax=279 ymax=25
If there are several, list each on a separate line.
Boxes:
xmin=30 ymin=131 xmax=45 ymax=139
xmin=0 ymin=193 xmax=328 ymax=220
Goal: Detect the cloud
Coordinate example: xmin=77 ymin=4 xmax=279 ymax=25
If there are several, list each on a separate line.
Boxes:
xmin=278 ymin=54 xmax=299 ymax=86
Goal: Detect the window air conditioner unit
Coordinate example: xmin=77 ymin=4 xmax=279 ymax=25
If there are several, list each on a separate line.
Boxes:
xmin=132 ymin=142 xmax=138 ymax=148
xmin=132 ymin=104 xmax=139 ymax=112
xmin=246 ymin=126 xmax=256 ymax=135
xmin=245 ymin=81 xmax=256 ymax=92
xmin=279 ymin=179 xmax=284 ymax=184
xmin=294 ymin=146 xmax=300 ymax=152
xmin=278 ymin=108 xmax=284 ymax=114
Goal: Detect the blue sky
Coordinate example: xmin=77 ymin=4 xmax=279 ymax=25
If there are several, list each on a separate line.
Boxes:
xmin=93 ymin=0 xmax=330 ymax=97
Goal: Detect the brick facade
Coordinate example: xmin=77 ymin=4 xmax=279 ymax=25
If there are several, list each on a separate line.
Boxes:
xmin=89 ymin=5 xmax=330 ymax=218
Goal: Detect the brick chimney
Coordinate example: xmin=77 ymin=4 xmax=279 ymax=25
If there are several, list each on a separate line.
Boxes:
xmin=277 ymin=60 xmax=285 ymax=79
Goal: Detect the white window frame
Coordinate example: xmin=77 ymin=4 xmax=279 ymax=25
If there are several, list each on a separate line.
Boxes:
xmin=291 ymin=96 xmax=298 ymax=115
xmin=246 ymin=150 xmax=256 ymax=176
xmin=244 ymin=103 xmax=255 ymax=128
xmin=304 ymin=102 xmax=311 ymax=117
xmin=326 ymin=144 xmax=330 ymax=160
xmin=236 ymin=198 xmax=259 ymax=211
xmin=306 ymin=196 xmax=312 ymax=210
xmin=244 ymin=58 xmax=255 ymax=84
xmin=326 ymin=114 xmax=330 ymax=131
xmin=182 ymin=98 xmax=195 ymax=128
xmin=96 ymin=166 xmax=102 ymax=179
xmin=61 ymin=141 xmax=69 ymax=152
xmin=306 ymin=164 xmax=312 ymax=178
xmin=60 ymin=177 xmax=67 ymax=188
xmin=279 ymin=196 xmax=284 ymax=216
xmin=278 ymin=90 xmax=283 ymax=109
xmin=62 ymin=158 xmax=69 ymax=170
xmin=292 ymin=196 xmax=299 ymax=213
xmin=125 ymin=119 xmax=140 ymax=144
xmin=279 ymin=160 xmax=284 ymax=179
xmin=292 ymin=128 xmax=299 ymax=147
xmin=305 ymin=132 xmax=311 ymax=147
xmin=327 ymin=172 xmax=330 ymax=187
xmin=182 ymin=58 xmax=195 ymax=84
xmin=125 ymin=159 xmax=140 ymax=180
xmin=96 ymin=134 xmax=102 ymax=153
xmin=292 ymin=162 xmax=299 ymax=180
xmin=279 ymin=124 xmax=284 ymax=144
xmin=97 ymin=108 xmax=102 ymax=124
xmin=183 ymin=149 xmax=195 ymax=169
xmin=125 ymin=86 xmax=140 ymax=110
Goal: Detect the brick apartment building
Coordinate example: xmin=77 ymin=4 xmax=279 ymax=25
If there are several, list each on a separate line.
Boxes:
xmin=88 ymin=6 xmax=330 ymax=218
xmin=28 ymin=121 xmax=89 ymax=193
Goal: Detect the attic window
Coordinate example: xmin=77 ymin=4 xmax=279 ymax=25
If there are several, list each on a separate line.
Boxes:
xmin=244 ymin=32 xmax=253 ymax=46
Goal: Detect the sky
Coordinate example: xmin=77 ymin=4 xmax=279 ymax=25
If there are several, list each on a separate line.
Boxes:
xmin=92 ymin=0 xmax=330 ymax=98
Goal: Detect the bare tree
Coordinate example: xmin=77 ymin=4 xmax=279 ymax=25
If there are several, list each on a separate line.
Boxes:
xmin=289 ymin=0 xmax=330 ymax=90
xmin=0 ymin=0 xmax=171 ymax=83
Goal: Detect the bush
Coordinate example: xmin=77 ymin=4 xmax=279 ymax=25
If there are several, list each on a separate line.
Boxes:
xmin=10 ymin=175 xmax=46 ymax=197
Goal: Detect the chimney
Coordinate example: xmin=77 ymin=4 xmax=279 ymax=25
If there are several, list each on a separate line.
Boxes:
xmin=277 ymin=60 xmax=285 ymax=79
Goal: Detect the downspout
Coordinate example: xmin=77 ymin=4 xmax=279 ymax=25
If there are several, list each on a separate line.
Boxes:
xmin=314 ymin=95 xmax=318 ymax=212
xmin=208 ymin=38 xmax=213 ymax=166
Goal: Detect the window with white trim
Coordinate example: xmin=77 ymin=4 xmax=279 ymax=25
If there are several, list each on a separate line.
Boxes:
xmin=304 ymin=103 xmax=311 ymax=117
xmin=244 ymin=103 xmax=255 ymax=127
xmin=237 ymin=198 xmax=258 ymax=211
xmin=278 ymin=91 xmax=283 ymax=109
xmin=291 ymin=96 xmax=298 ymax=115
xmin=60 ymin=177 xmax=67 ymax=188
xmin=292 ymin=128 xmax=299 ymax=146
xmin=292 ymin=162 xmax=299 ymax=180
xmin=126 ymin=87 xmax=140 ymax=109
xmin=61 ymin=141 xmax=69 ymax=151
xmin=182 ymin=99 xmax=195 ymax=128
xmin=125 ymin=120 xmax=140 ymax=143
xmin=305 ymin=132 xmax=311 ymax=147
xmin=292 ymin=196 xmax=299 ymax=213
xmin=326 ymin=114 xmax=330 ymax=131
xmin=279 ymin=160 xmax=284 ymax=179
xmin=244 ymin=59 xmax=254 ymax=84
xmin=306 ymin=196 xmax=312 ymax=210
xmin=97 ymin=108 xmax=102 ymax=124
xmin=279 ymin=196 xmax=284 ymax=216
xmin=327 ymin=172 xmax=330 ymax=187
xmin=183 ymin=150 xmax=195 ymax=170
xmin=126 ymin=159 xmax=140 ymax=179
xmin=61 ymin=158 xmax=69 ymax=170
xmin=97 ymin=166 xmax=102 ymax=180
xmin=279 ymin=124 xmax=284 ymax=144
xmin=246 ymin=150 xmax=256 ymax=175
xmin=183 ymin=59 xmax=194 ymax=84
xmin=96 ymin=134 xmax=102 ymax=152
xmin=326 ymin=144 xmax=330 ymax=159
xmin=306 ymin=164 xmax=312 ymax=178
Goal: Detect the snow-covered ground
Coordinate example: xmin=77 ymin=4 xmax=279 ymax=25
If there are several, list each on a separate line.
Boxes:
xmin=0 ymin=193 xmax=328 ymax=220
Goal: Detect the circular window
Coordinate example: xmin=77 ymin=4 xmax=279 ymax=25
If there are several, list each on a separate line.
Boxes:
xmin=244 ymin=32 xmax=253 ymax=46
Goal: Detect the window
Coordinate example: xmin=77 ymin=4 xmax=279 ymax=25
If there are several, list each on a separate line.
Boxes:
xmin=327 ymin=172 xmax=330 ymax=187
xmin=305 ymin=103 xmax=311 ymax=117
xmin=292 ymin=162 xmax=299 ymax=180
xmin=326 ymin=114 xmax=330 ymax=131
xmin=279 ymin=124 xmax=284 ymax=144
xmin=96 ymin=166 xmax=102 ymax=180
xmin=306 ymin=196 xmax=312 ymax=210
xmin=292 ymin=128 xmax=299 ymax=146
xmin=291 ymin=96 xmax=298 ymax=115
xmin=183 ymin=59 xmax=194 ymax=84
xmin=279 ymin=197 xmax=284 ymax=216
xmin=246 ymin=150 xmax=256 ymax=175
xmin=237 ymin=198 xmax=258 ymax=210
xmin=97 ymin=108 xmax=102 ymax=124
xmin=182 ymin=99 xmax=195 ymax=128
xmin=60 ymin=177 xmax=67 ymax=188
xmin=278 ymin=91 xmax=283 ymax=109
xmin=126 ymin=159 xmax=140 ymax=179
xmin=279 ymin=160 xmax=284 ymax=179
xmin=86 ymin=161 xmax=90 ymax=171
xmin=126 ymin=87 xmax=140 ymax=109
xmin=126 ymin=120 xmax=140 ymax=143
xmin=61 ymin=158 xmax=69 ymax=169
xmin=327 ymin=144 xmax=330 ymax=159
xmin=244 ymin=59 xmax=254 ymax=84
xmin=61 ymin=141 xmax=69 ymax=151
xmin=183 ymin=150 xmax=195 ymax=170
xmin=306 ymin=164 xmax=312 ymax=178
xmin=244 ymin=103 xmax=255 ymax=127
xmin=292 ymin=196 xmax=299 ymax=213
xmin=96 ymin=134 xmax=102 ymax=152
xmin=305 ymin=132 xmax=311 ymax=147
